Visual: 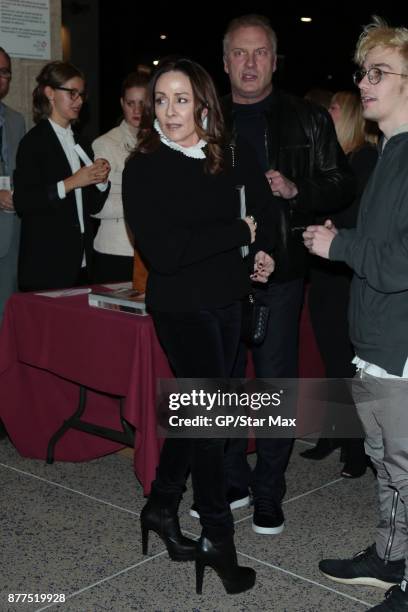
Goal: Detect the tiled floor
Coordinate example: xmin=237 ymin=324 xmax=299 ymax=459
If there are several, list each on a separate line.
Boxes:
xmin=0 ymin=437 xmax=383 ymax=611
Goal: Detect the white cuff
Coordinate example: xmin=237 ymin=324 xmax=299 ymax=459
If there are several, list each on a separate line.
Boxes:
xmin=57 ymin=180 xmax=66 ymax=199
xmin=97 ymin=182 xmax=109 ymax=192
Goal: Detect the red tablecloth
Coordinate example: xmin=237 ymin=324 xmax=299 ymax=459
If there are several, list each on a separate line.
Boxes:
xmin=0 ymin=292 xmax=172 ymax=494
xmin=0 ymin=289 xmax=324 ymax=494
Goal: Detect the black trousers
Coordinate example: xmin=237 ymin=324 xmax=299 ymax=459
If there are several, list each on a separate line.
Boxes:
xmin=151 ymin=301 xmax=242 ymax=540
xmin=226 ymin=279 xmax=304 ymax=502
xmin=308 ymin=268 xmax=365 ymax=451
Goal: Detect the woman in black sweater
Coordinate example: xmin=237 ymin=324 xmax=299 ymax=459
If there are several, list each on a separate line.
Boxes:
xmin=123 ymin=58 xmax=275 ymax=595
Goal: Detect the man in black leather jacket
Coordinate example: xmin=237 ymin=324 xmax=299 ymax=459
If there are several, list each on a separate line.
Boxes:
xmin=217 ymin=14 xmax=355 ymax=535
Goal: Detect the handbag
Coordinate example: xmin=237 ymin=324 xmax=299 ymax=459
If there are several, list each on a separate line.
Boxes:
xmin=241 ymin=293 xmax=270 ymax=345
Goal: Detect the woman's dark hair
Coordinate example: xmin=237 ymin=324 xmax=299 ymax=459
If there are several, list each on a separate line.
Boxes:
xmin=136 ymin=58 xmax=225 ymax=174
xmin=32 ymin=61 xmax=85 ymax=123
xmin=120 ymin=67 xmax=151 ymax=98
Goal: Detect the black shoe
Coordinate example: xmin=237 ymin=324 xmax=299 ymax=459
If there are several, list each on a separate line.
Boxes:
xmin=252 ymin=498 xmax=284 ymax=535
xmin=341 ymin=459 xmax=368 ymax=479
xmin=319 ymin=544 xmax=404 ymax=589
xmin=189 ymin=488 xmax=250 ymax=519
xmin=300 ymin=438 xmax=340 ymax=460
xmin=141 ymin=498 xmax=197 ymax=561
xmin=369 ymin=581 xmax=408 ymax=610
xmin=195 ymin=535 xmax=256 ymax=595
xmin=341 ymin=440 xmax=369 ymax=478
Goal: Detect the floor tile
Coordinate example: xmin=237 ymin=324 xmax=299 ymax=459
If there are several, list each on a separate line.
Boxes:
xmin=0 ymin=436 xmax=383 ymax=611
xmin=0 ymin=438 xmax=145 ymax=512
xmin=45 ymin=549 xmax=369 ymax=612
xmin=0 ymin=470 xmax=159 ymax=612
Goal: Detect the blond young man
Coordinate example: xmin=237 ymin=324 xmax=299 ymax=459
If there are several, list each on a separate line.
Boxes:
xmin=304 ymin=16 xmax=408 ymax=611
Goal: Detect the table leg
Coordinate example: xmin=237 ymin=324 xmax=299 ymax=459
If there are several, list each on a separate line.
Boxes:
xmin=46 ymin=385 xmax=135 ymax=464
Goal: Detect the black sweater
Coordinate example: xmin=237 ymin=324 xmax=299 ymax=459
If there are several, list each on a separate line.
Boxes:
xmin=123 ymin=142 xmax=276 ymax=312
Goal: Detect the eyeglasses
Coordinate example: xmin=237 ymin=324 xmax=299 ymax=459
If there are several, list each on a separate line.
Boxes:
xmin=353 ymin=66 xmax=408 ymax=85
xmin=0 ymin=68 xmax=12 ymax=80
xmin=54 ymin=86 xmax=87 ymax=101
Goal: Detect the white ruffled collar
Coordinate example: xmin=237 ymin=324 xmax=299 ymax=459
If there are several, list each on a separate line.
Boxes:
xmin=154 ymin=119 xmax=207 ymax=159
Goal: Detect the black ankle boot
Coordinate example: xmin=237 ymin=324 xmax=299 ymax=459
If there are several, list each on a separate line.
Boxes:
xmin=341 ymin=439 xmax=368 ymax=478
xmin=140 ymin=497 xmax=196 ymax=561
xmin=300 ymin=438 xmax=340 ymax=460
xmin=195 ymin=536 xmax=256 ymax=595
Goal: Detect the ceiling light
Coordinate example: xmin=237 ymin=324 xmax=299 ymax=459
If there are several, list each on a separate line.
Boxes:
xmin=160 ymin=34 xmax=167 ymax=40
xmin=153 ymin=60 xmax=159 ymax=66
xmin=300 ymin=17 xmax=312 ymax=22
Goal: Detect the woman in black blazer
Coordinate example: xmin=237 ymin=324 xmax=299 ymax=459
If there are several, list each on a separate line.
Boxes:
xmin=14 ymin=61 xmax=110 ymax=291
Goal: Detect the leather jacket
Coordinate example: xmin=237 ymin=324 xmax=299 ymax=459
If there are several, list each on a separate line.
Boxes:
xmin=222 ymin=91 xmax=356 ymax=281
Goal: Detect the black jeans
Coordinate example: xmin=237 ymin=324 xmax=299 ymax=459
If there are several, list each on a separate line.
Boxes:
xmin=151 ymin=301 xmax=241 ymax=540
xmin=308 ymin=268 xmax=365 ymax=454
xmin=226 ymin=279 xmax=304 ymax=502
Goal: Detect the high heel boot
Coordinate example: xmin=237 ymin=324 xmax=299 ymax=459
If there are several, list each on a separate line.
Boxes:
xmin=140 ymin=496 xmax=196 ymax=561
xmin=195 ymin=535 xmax=256 ymax=595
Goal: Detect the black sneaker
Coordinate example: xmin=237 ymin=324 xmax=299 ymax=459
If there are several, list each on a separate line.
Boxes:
xmin=252 ymin=498 xmax=285 ymax=535
xmin=319 ymin=545 xmax=404 ymax=589
xmin=189 ymin=489 xmax=250 ymax=519
xmin=369 ymin=580 xmax=408 ymax=610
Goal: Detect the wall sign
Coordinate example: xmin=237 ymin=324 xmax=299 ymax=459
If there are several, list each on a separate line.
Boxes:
xmin=0 ymin=0 xmax=51 ymax=60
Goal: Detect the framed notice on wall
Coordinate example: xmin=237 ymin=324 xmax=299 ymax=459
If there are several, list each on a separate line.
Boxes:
xmin=0 ymin=0 xmax=51 ymax=60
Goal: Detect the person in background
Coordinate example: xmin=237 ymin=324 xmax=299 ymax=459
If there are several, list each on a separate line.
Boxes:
xmin=92 ymin=70 xmax=149 ymax=283
xmin=304 ymin=17 xmax=408 ymax=610
xmin=0 ymin=47 xmax=25 ymax=322
xmin=123 ymin=58 xmax=275 ymax=595
xmin=221 ymin=13 xmax=355 ymax=537
xmin=13 ymin=61 xmax=110 ymax=292
xmin=0 ymin=46 xmax=25 ymax=441
xmin=304 ymin=87 xmax=333 ymax=110
xmin=302 ymin=90 xmax=378 ymax=477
